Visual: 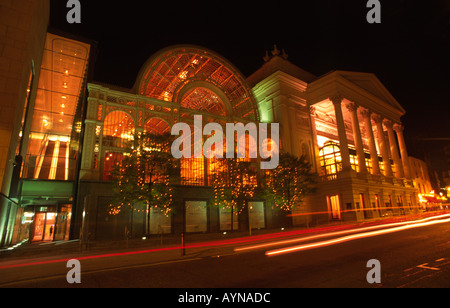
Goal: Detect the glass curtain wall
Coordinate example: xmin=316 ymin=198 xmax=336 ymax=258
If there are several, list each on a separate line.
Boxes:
xmin=23 ymin=35 xmax=90 ymax=181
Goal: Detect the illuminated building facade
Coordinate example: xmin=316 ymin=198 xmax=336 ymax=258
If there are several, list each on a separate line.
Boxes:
xmin=0 ymin=9 xmax=421 ymax=245
xmin=0 ymin=0 xmax=94 ymax=247
xmin=17 ymin=31 xmax=92 ymax=243
xmin=77 ymin=46 xmax=265 ymax=240
xmin=0 ymin=0 xmax=51 ymax=247
xmin=410 ymin=156 xmax=444 ymax=209
xmin=250 ymin=49 xmax=418 ymax=225
xmin=73 ymin=45 xmax=419 ymax=241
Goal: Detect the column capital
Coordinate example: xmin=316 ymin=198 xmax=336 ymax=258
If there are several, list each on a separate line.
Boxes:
xmin=359 ymin=108 xmax=371 ymax=119
xmin=383 ymin=119 xmax=394 ymax=129
xmin=345 ymin=102 xmax=358 ymax=113
xmin=393 ymin=123 xmax=404 ymax=133
xmin=309 ymin=106 xmax=316 ymax=116
xmin=371 ymin=113 xmax=383 ymax=124
xmin=329 ymin=95 xmax=344 ymax=105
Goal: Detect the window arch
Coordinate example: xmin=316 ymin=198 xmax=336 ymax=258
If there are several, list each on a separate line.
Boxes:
xmin=103 ymin=111 xmax=135 ymax=148
xmin=135 ymin=45 xmax=259 ymax=122
xmin=180 ymin=87 xmax=227 ymax=116
xmin=319 ymin=141 xmax=342 ymax=177
xmin=180 ymin=124 xmax=205 ymax=186
xmin=144 ymin=117 xmax=170 ymax=135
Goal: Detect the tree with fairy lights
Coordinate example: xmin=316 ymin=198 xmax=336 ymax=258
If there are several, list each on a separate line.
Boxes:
xmin=109 ymin=132 xmax=180 ymax=236
xmin=210 ymin=158 xmax=258 ymax=231
xmin=262 ymin=151 xmax=316 ymax=220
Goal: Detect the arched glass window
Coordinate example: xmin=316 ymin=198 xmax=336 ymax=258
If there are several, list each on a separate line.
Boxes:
xmin=144 ymin=118 xmax=170 ymax=135
xmin=180 ymin=125 xmax=205 ymax=186
xmin=103 ymin=111 xmax=135 ymax=148
xmin=319 ymin=141 xmax=342 ymax=177
xmin=137 ymin=45 xmax=259 ymax=122
xmin=181 ymin=87 xmax=227 ymax=116
xmin=102 ymin=111 xmax=135 ymax=181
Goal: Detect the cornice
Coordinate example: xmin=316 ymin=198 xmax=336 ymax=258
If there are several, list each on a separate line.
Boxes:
xmin=306 ymin=73 xmax=405 ymax=122
xmin=252 ymin=70 xmax=308 ymax=97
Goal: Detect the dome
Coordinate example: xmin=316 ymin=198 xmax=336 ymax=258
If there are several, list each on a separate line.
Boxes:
xmin=134 ymin=45 xmax=259 ymax=121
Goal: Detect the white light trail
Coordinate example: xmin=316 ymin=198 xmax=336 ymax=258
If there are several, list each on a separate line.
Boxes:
xmin=234 ymin=213 xmax=450 ymax=253
xmin=265 ymin=216 xmax=450 ymax=257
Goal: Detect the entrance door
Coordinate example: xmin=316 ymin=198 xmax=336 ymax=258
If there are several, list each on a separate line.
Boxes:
xmin=43 ymin=213 xmax=56 ymax=241
xmin=328 ymin=195 xmax=341 ymax=220
xmin=361 ymin=193 xmax=372 ymax=219
xmin=32 ymin=212 xmax=56 ymax=242
xmin=32 ymin=213 xmax=46 ymax=242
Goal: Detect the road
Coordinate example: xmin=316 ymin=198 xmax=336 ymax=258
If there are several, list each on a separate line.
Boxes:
xmin=1 ymin=215 xmax=450 ymax=289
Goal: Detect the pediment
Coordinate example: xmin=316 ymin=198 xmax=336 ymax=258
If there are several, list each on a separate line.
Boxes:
xmin=307 ymin=70 xmax=406 ymax=120
xmin=337 ymin=71 xmax=405 ymax=113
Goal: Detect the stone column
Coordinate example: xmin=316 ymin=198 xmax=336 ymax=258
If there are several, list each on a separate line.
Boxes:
xmin=309 ymin=106 xmax=323 ymax=175
xmin=330 ymin=95 xmax=351 ymax=171
xmin=372 ymin=114 xmax=393 ymax=177
xmin=80 ymin=120 xmax=97 ymax=179
xmin=360 ymin=109 xmax=380 ymax=175
xmin=346 ymin=102 xmax=367 ymax=173
xmin=394 ymin=124 xmax=412 ymax=179
xmin=384 ymin=120 xmax=404 ymax=178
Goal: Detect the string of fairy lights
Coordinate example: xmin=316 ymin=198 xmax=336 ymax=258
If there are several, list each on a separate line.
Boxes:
xmin=106 ymin=119 xmax=310 ymax=221
xmin=211 ymin=159 xmax=257 ymax=216
xmin=108 ymin=133 xmax=175 ymax=217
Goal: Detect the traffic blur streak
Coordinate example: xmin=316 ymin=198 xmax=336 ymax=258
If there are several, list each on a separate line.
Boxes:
xmin=265 ymin=214 xmax=450 ymax=257
xmin=1 ymin=213 xmax=449 ymax=270
xmin=0 ymin=225 xmax=365 ymax=270
xmin=235 ymin=213 xmax=450 ymax=253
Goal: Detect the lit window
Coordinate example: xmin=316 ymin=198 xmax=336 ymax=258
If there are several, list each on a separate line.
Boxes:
xmin=103 ymin=111 xmax=135 ymax=148
xmin=144 ymin=118 xmax=170 ymax=135
xmin=319 ymin=141 xmax=342 ymax=178
xmin=181 ymin=87 xmax=226 ymax=116
xmin=327 ymin=195 xmax=341 ymax=219
xmin=103 ymin=152 xmax=124 ymax=181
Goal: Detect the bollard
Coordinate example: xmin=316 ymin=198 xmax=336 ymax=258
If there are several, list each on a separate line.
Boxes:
xmin=181 ymin=232 xmax=185 ymax=256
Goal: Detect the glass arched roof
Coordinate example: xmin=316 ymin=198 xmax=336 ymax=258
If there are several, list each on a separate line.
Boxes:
xmin=135 ymin=45 xmax=259 ymax=121
xmin=181 ymin=87 xmax=226 ymax=116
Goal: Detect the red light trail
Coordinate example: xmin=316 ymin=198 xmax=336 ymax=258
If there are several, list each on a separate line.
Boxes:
xmin=1 ymin=213 xmax=449 ymax=270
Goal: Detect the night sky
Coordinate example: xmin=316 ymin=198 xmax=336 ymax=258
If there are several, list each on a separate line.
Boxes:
xmin=49 ymin=0 xmax=450 ymax=179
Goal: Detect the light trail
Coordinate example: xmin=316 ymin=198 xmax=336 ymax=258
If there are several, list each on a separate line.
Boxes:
xmin=235 ymin=213 xmax=450 ymax=253
xmin=0 ymin=226 xmax=355 ymax=270
xmin=265 ymin=216 xmax=450 ymax=257
xmin=2 ymin=213 xmax=449 ymax=270
xmin=0 ymin=225 xmax=363 ymax=270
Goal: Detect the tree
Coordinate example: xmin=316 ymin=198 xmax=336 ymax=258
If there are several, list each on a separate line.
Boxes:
xmin=109 ymin=132 xmax=180 ymax=235
xmin=262 ymin=151 xmax=316 ymax=213
xmin=210 ymin=158 xmax=258 ymax=231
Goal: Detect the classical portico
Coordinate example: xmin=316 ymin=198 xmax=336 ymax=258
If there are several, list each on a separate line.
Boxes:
xmin=306 ymin=70 xmax=418 ymax=222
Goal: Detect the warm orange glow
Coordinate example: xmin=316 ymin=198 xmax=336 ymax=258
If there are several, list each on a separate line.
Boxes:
xmin=23 ymin=34 xmax=90 ymax=181
xmin=103 ymin=111 xmax=135 ymax=148
xmin=235 ymin=213 xmax=450 ymax=253
xmin=144 ymin=118 xmax=170 ymax=135
xmin=181 ymin=87 xmax=226 ymax=116
xmin=138 ymin=46 xmax=258 ymax=121
xmin=265 ymin=214 xmax=450 ymax=256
